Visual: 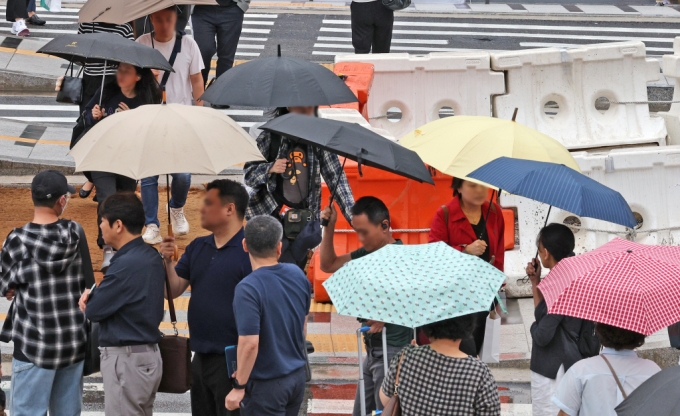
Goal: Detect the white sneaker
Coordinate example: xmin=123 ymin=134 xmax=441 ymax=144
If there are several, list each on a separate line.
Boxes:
xmin=11 ymin=20 xmax=29 ymax=36
xmin=143 ymin=224 xmax=163 ymax=245
xmin=169 ymin=206 xmax=189 ymax=235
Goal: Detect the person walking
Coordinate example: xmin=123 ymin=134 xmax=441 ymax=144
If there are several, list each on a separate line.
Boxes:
xmin=320 ymin=196 xmax=412 ymax=416
xmin=83 ymin=63 xmax=162 ymax=262
xmin=553 ymin=323 xmax=661 ymax=416
xmin=81 ymin=193 xmax=165 ymax=416
xmin=159 ymin=179 xmax=252 ymax=416
xmin=5 ymin=0 xmax=30 ymax=36
xmin=428 ymin=178 xmax=505 ymax=356
xmin=192 ymin=0 xmax=249 ymax=87
xmin=25 ymin=0 xmax=45 ymax=26
xmin=350 ymin=0 xmax=394 ymax=54
xmin=137 ymin=6 xmax=205 ymax=244
xmin=379 ymin=314 xmax=501 ymax=415
xmin=225 ymin=215 xmax=310 ymax=415
xmin=525 ymin=223 xmax=584 ymax=416
xmin=0 ymin=170 xmax=94 ymax=416
xmin=73 ymin=22 xmax=134 ymax=198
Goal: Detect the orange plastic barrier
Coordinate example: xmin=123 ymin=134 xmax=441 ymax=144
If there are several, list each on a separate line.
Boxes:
xmin=502 ymin=209 xmax=515 ymax=250
xmin=332 ymin=62 xmax=374 ymax=118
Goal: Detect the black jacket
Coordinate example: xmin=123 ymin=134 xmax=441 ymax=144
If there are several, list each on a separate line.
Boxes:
xmin=530 ymin=300 xmax=583 ymax=379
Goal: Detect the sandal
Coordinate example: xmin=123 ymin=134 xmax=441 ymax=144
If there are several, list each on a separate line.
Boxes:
xmin=79 ymin=181 xmax=94 ymax=198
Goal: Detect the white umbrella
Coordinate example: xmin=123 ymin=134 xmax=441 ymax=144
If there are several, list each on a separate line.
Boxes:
xmin=79 ymin=0 xmax=217 ymax=24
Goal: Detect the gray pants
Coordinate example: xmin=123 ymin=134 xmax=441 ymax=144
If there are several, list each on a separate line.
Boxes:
xmin=192 ymin=4 xmax=245 ymax=84
xmin=352 ymin=345 xmax=403 ymax=416
xmin=100 ymin=344 xmax=163 ymax=416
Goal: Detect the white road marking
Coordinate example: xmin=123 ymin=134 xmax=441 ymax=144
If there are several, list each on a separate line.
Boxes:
xmin=314 ymin=43 xmax=459 ymax=52
xmin=317 ymin=36 xmax=449 ymax=45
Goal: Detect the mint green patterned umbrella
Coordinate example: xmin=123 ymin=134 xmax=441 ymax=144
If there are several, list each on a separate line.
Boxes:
xmin=322 ymin=242 xmax=507 ymax=327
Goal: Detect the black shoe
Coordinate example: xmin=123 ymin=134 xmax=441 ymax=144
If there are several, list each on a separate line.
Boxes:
xmin=79 ymin=182 xmax=94 ymax=198
xmin=26 ymin=14 xmax=46 ymax=26
xmin=210 ymin=103 xmax=230 ymax=109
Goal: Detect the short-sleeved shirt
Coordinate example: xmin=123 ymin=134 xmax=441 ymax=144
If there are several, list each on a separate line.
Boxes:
xmin=552 ymin=348 xmax=661 ymax=416
xmin=233 ymin=263 xmax=311 ymax=380
xmin=350 ymin=240 xmax=413 ymax=347
xmin=175 ymin=230 xmax=252 ymax=353
xmin=382 ymin=345 xmax=500 ymax=415
xmin=137 ymin=33 xmax=204 ymax=106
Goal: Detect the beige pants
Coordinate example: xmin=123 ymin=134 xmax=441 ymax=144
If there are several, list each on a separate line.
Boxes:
xmin=100 ymin=344 xmax=163 ymax=416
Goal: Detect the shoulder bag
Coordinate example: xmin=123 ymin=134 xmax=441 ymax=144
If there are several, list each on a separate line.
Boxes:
xmin=382 ymin=0 xmax=411 ymax=11
xmin=382 ymin=351 xmax=406 ymax=416
xmin=601 ymin=355 xmax=628 ymax=399
xmin=56 ymin=59 xmax=84 ymax=104
xmin=76 ymin=222 xmax=100 ymax=376
xmin=157 ymin=262 xmax=193 ymax=393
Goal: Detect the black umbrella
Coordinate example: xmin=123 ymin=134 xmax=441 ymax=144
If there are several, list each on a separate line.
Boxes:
xmin=615 ymin=366 xmax=680 ymax=416
xmin=38 ymin=33 xmax=173 ymax=71
xmin=201 ymin=46 xmax=357 ymax=107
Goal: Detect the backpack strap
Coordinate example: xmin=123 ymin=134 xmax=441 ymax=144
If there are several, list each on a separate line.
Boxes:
xmin=601 ymin=355 xmax=628 ymax=399
xmin=152 ymin=31 xmax=183 ymax=88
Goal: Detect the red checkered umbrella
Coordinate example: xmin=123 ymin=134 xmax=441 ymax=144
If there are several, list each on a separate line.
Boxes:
xmin=538 ymin=238 xmax=680 ymax=336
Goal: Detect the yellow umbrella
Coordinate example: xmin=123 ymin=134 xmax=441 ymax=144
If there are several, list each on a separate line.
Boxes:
xmin=399 ymin=114 xmax=580 ymax=181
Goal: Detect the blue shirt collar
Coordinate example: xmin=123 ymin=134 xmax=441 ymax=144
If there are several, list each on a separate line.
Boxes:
xmin=205 ymin=228 xmax=245 ymax=249
xmin=601 ymin=347 xmax=637 ymax=357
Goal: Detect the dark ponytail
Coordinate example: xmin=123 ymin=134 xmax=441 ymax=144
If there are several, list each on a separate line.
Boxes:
xmin=537 ymin=223 xmax=575 ymax=262
xmin=135 ymin=67 xmax=162 ymax=105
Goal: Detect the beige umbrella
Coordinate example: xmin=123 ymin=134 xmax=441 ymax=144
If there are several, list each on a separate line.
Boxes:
xmin=70 ymin=103 xmax=265 ymax=255
xmin=78 ymin=0 xmax=217 ymax=24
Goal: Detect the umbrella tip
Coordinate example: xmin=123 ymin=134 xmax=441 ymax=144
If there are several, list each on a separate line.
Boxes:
xmin=511 ymin=108 xmax=518 ymax=122
xmin=277 ymin=44 xmax=281 ymax=57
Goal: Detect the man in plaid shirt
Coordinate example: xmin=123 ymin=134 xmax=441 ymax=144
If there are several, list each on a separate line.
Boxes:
xmin=244 ymin=107 xmax=354 ymax=224
xmin=0 ymin=170 xmax=94 ymax=416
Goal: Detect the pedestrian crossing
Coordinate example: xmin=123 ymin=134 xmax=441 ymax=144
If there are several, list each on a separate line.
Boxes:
xmin=0 ymin=6 xmax=277 ymax=58
xmin=313 ymin=17 xmax=680 ymax=57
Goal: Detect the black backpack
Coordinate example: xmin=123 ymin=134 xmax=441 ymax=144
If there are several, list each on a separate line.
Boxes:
xmin=576 ymin=320 xmax=601 ymax=358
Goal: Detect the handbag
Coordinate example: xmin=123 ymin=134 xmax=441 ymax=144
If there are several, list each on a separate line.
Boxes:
xmin=83 ymin=320 xmax=100 ymax=376
xmin=382 ymin=351 xmax=406 ymax=416
xmin=382 ymin=0 xmax=411 ymax=11
xmin=56 ymin=60 xmax=83 ymax=104
xmin=157 ymin=266 xmax=193 ymax=394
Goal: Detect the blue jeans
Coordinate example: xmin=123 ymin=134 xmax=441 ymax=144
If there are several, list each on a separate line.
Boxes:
xmin=10 ymin=359 xmax=84 ymax=416
xmin=141 ymin=173 xmax=191 ymax=227
xmin=27 ymin=0 xmax=35 ymax=13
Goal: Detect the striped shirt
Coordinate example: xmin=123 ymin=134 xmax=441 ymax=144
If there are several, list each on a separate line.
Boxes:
xmin=77 ymin=23 xmax=134 ymax=76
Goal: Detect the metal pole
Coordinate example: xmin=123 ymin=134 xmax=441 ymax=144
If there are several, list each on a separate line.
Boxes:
xmin=381 ymin=326 xmax=388 ymax=378
xmin=534 ymin=205 xmax=553 ymax=259
xmin=356 ymin=328 xmax=367 ymax=416
xmin=98 ymin=59 xmax=106 ymax=107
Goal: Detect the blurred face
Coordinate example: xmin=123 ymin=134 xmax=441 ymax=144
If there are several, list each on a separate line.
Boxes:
xmin=351 ymin=214 xmax=388 ymax=253
xmin=150 ymin=9 xmax=177 ymax=39
xmin=537 ymin=241 xmax=556 ymax=269
xmin=200 ymin=189 xmax=237 ymax=231
xmin=100 ymin=217 xmax=122 ymax=248
xmin=116 ymin=63 xmax=141 ymax=90
xmin=457 ymin=181 xmax=488 ymax=208
xmin=287 ymin=106 xmax=315 ymax=116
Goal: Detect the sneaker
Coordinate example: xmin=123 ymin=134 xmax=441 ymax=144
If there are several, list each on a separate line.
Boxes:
xmin=169 ymin=206 xmax=190 ymax=235
xmin=101 ymin=245 xmax=115 ymax=273
xmin=143 ymin=224 xmax=163 ymax=245
xmin=26 ymin=14 xmax=46 ymax=25
xmin=10 ymin=20 xmax=29 ymax=37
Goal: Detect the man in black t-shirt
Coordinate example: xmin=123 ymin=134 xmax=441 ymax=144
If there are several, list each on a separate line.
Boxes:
xmin=319 ymin=196 xmax=412 ymax=416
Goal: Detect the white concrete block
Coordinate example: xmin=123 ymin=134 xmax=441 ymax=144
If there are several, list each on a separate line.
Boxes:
xmin=659 ymin=37 xmax=680 ymax=145
xmin=318 ymin=108 xmax=397 ymax=141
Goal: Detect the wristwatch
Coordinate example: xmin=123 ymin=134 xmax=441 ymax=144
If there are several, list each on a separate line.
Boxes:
xmin=232 ymin=379 xmax=247 ymax=390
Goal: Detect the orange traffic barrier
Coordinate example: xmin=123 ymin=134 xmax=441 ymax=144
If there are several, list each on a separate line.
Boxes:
xmin=333 ymin=62 xmax=374 ymax=120
xmin=502 ymin=209 xmax=515 ymax=250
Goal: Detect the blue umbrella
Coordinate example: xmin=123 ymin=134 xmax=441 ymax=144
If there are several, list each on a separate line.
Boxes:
xmin=467 ymin=157 xmax=637 ymax=228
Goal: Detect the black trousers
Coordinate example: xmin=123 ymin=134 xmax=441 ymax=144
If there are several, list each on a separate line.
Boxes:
xmin=192 ymin=5 xmax=245 ymax=84
xmin=90 ymin=171 xmax=137 ymax=248
xmin=241 ymin=366 xmax=306 ymax=416
xmin=350 ymin=1 xmax=394 ymax=54
xmin=192 ymin=352 xmax=240 ymax=416
xmin=5 ymin=0 xmax=28 ymax=22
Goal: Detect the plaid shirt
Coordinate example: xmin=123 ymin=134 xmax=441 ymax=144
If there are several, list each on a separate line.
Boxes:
xmin=0 ymin=220 xmax=88 ymax=369
xmin=244 ymin=131 xmax=355 ymax=223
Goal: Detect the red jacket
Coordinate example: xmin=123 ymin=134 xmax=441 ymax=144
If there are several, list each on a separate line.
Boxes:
xmin=428 ymin=197 xmax=505 ymax=272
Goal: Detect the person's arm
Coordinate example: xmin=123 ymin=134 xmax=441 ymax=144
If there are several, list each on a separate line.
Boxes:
xmin=85 ymin=270 xmax=133 ymax=322
xmin=190 ymin=73 xmax=204 ymax=106
xmin=558 ymin=412 xmax=569 ymax=416
xmin=527 ymin=259 xmax=544 ymax=307
xmin=84 ymin=92 xmax=101 ymax=126
xmin=379 ymin=348 xmax=402 ymax=406
xmin=529 ymin=300 xmax=563 ymax=347
xmin=319 ymin=152 xmax=354 ymax=224
xmin=159 ymin=237 xmax=191 ymax=299
xmin=188 ymin=40 xmax=205 ymax=105
xmin=243 ymin=132 xmax=278 ymax=192
xmin=0 ymin=233 xmax=20 ymax=296
xmin=225 ymin=334 xmax=259 ymax=410
xmin=428 ymin=207 xmax=451 ymax=245
xmin=551 ymin=365 xmax=582 ymax=416
xmin=493 ymin=204 xmax=505 ymax=271
xmin=474 ymin=366 xmax=501 ymax=416
xmin=319 ymin=203 xmax=351 ymax=273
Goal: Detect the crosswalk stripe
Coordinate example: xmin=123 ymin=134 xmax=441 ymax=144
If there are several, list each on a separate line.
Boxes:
xmin=235 ymin=51 xmax=261 ymax=56
xmin=314 ymin=43 xmax=459 ymax=52
xmin=242 ymin=20 xmax=274 ymax=25
xmin=317 ymin=36 xmax=449 ymax=45
xmin=236 ymin=44 xmax=265 ymax=49
xmin=319 ymin=27 xmax=676 ymax=43
xmin=321 ymin=19 xmax=680 ymax=35
xmin=519 ymin=42 xmax=674 ymax=52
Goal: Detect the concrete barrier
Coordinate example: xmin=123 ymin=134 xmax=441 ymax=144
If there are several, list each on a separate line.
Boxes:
xmin=659 ymin=37 xmax=680 ymax=146
xmin=335 ymin=52 xmax=505 ymax=139
xmin=318 ymin=108 xmax=397 ymax=141
xmin=492 ymin=41 xmax=667 ymax=150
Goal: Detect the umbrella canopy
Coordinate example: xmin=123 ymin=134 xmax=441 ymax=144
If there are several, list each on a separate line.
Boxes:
xmin=200 ymin=54 xmax=358 ymax=107
xmin=467 ymin=157 xmax=637 ymax=228
xmin=615 ymin=366 xmax=680 ymax=416
xmin=538 ymin=238 xmax=680 ymax=336
xmin=79 ymin=0 xmax=217 ymax=24
xmin=322 ymin=242 xmax=506 ymax=327
xmin=38 ymin=33 xmax=173 ymax=70
xmin=260 ymin=113 xmax=434 ymax=184
xmin=69 ymin=103 xmax=265 ymax=179
xmin=399 ymin=116 xmax=580 ymax=180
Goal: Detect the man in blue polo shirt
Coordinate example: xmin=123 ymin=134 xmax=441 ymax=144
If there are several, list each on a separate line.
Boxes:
xmin=160 ymin=179 xmax=251 ymax=416
xmin=225 ymin=215 xmax=310 ymax=415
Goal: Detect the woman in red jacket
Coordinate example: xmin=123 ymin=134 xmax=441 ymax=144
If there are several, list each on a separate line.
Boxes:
xmin=427 ymin=178 xmax=505 ymax=356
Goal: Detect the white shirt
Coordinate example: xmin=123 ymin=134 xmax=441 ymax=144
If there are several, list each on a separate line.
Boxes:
xmin=137 ymin=33 xmax=204 ymax=106
xmin=552 ymin=348 xmax=661 ymax=416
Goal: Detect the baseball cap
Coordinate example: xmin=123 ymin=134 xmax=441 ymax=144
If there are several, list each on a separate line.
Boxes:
xmin=31 ymin=170 xmax=76 ymax=200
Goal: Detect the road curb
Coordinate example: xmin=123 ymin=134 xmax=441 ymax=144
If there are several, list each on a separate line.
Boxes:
xmin=0 ymin=69 xmax=56 ymax=94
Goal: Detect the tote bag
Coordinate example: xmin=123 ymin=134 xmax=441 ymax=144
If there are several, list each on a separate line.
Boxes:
xmin=480 ymin=311 xmax=501 ymax=363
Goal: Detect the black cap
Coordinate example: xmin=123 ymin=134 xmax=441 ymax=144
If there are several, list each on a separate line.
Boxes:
xmin=31 ymin=170 xmax=76 ymax=200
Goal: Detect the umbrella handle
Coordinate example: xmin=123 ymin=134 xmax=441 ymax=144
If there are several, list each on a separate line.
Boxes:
xmin=167 ymin=225 xmax=179 ymax=261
